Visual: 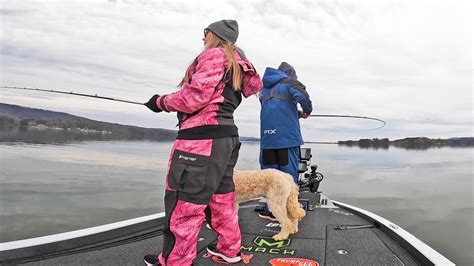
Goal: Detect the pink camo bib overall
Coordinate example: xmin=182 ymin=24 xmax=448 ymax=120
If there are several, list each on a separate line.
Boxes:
xmin=153 ymin=47 xmax=262 ymax=265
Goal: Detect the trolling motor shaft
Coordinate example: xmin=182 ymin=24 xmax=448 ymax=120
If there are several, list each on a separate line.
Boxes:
xmin=297 ymin=148 xmax=324 ymax=193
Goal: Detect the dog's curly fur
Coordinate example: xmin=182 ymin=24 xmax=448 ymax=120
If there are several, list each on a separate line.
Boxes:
xmin=234 ymin=169 xmax=306 ymax=240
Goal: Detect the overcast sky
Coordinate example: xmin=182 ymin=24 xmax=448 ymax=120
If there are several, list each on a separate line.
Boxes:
xmin=1 ymin=0 xmax=472 ymax=141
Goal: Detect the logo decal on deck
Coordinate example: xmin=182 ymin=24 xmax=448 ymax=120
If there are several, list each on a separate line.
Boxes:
xmin=328 ymin=208 xmax=353 ymax=216
xmin=240 ymin=236 xmax=296 ymax=255
xmin=269 ymin=258 xmax=319 ymax=266
xmin=202 ymin=252 xmax=253 ymax=264
xmin=266 ymin=222 xmax=281 ymax=227
xmin=254 ymin=236 xmax=291 ymax=248
xmin=261 ymin=228 xmax=280 ymax=234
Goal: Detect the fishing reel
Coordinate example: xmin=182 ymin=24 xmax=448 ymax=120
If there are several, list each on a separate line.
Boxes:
xmin=297 ymin=148 xmax=324 ymax=193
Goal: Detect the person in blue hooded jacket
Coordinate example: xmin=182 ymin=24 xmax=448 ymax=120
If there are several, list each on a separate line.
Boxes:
xmin=258 ymin=62 xmax=313 ymax=220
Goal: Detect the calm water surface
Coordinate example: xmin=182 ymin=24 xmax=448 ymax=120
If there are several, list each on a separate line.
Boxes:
xmin=0 ymin=141 xmax=472 ymax=265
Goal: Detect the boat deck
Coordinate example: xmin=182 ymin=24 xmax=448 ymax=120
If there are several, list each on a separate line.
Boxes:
xmin=1 ymin=192 xmax=422 ymax=265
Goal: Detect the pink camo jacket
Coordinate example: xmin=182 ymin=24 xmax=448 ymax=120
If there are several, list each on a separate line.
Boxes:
xmin=156 ymin=48 xmax=263 ymax=130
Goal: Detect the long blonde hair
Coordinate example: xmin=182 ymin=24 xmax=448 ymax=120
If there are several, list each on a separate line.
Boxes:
xmin=178 ymin=33 xmax=242 ymax=91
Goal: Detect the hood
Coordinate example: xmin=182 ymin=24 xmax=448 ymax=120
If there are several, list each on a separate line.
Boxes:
xmin=262 ymin=67 xmax=288 ymax=88
xmin=278 ymin=62 xmax=297 ymax=79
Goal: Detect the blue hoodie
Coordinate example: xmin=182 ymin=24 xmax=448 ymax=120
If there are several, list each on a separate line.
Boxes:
xmin=260 ymin=62 xmax=313 ymax=149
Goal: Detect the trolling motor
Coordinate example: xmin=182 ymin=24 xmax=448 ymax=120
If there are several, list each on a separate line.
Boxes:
xmin=297 ymin=148 xmax=324 ymax=193
xmin=301 ymin=165 xmax=324 ymax=193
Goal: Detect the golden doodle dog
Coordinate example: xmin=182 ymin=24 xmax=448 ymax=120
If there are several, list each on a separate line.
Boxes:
xmin=233 ymin=169 xmax=306 ymax=240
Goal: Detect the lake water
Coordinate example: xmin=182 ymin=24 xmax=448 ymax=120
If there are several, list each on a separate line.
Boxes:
xmin=0 ymin=141 xmax=472 ymax=265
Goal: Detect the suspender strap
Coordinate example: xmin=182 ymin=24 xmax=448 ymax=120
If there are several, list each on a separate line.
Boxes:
xmin=260 ymin=78 xmax=292 ymax=103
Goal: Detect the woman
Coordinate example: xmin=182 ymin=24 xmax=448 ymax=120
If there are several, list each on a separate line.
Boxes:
xmin=143 ymin=19 xmax=263 ymax=266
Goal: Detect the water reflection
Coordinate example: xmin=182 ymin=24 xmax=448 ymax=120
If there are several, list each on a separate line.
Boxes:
xmin=0 ymin=141 xmax=472 ymax=265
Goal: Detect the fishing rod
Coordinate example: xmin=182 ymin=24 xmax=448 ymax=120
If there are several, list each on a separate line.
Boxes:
xmin=0 ymin=86 xmax=144 ymax=106
xmin=1 ymin=85 xmax=387 ymax=130
xmin=308 ymin=114 xmax=386 ymax=131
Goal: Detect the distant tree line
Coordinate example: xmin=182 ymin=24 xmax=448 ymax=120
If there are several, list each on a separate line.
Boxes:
xmin=338 ymin=137 xmax=474 ymax=150
xmin=0 ymin=116 xmax=177 ymax=143
xmin=0 ymin=103 xmax=177 ymax=143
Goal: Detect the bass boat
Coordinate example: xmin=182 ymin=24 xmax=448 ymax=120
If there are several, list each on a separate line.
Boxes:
xmin=0 ymin=147 xmax=454 ymax=265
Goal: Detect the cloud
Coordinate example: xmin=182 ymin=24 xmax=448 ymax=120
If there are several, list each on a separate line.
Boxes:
xmin=0 ymin=0 xmax=471 ymax=141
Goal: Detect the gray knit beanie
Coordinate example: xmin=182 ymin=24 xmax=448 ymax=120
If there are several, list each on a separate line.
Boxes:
xmin=206 ymin=19 xmax=239 ymax=43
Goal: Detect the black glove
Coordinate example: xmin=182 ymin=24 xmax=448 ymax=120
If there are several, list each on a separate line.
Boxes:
xmin=298 ymin=110 xmax=310 ymax=119
xmin=144 ymin=94 xmax=162 ymax=113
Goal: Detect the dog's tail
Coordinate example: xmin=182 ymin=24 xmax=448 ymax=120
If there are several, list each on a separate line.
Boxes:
xmin=288 ymin=185 xmax=306 ymax=219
